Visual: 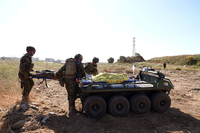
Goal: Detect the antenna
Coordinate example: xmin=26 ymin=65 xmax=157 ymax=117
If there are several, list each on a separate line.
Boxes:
xmin=133 ymin=37 xmax=136 ymax=56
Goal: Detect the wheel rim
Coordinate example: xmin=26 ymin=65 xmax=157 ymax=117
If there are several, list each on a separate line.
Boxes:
xmin=160 ymin=100 xmax=166 ymax=106
xmin=116 ymin=103 xmax=123 ymax=110
xmin=138 ymin=102 xmax=145 ymax=109
xmin=92 ymin=103 xmax=99 ymax=111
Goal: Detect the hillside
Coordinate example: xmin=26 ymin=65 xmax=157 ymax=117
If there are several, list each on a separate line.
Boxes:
xmin=148 ymin=54 xmax=200 ymax=66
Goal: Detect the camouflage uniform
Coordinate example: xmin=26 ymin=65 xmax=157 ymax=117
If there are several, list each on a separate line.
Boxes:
xmin=56 ymin=59 xmax=85 ymax=114
xmin=84 ymin=62 xmax=98 ymax=76
xmin=18 ymin=53 xmax=34 ymax=103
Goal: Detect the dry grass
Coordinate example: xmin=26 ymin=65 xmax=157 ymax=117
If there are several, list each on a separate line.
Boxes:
xmin=149 ymin=54 xmax=200 ymax=66
xmin=0 ymin=60 xmax=62 ymax=109
xmin=0 ymin=60 xmax=199 ymax=109
xmin=98 ymin=63 xmax=134 ymax=74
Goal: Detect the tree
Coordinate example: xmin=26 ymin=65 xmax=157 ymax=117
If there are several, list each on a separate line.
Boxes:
xmin=135 ymin=53 xmax=140 ymax=56
xmin=117 ymin=55 xmax=145 ymax=63
xmin=186 ymin=55 xmax=195 ymax=65
xmin=107 ymin=57 xmax=114 ymax=63
xmin=118 ymin=56 xmax=126 ymax=62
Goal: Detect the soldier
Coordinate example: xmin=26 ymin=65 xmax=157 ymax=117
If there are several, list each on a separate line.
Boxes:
xmin=55 ymin=54 xmax=85 ymax=116
xmin=163 ymin=63 xmax=166 ymax=69
xmin=18 ymin=46 xmax=36 ymax=105
xmin=84 ymin=57 xmax=99 ymax=79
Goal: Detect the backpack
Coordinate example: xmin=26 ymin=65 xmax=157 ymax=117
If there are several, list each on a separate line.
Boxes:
xmin=65 ymin=58 xmax=77 ymax=75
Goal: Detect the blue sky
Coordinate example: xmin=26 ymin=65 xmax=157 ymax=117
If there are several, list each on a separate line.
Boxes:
xmin=0 ymin=0 xmax=200 ymax=62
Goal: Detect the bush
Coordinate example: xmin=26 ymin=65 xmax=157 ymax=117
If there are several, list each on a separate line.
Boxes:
xmin=176 ymin=68 xmax=181 ymax=71
xmin=107 ymin=57 xmax=114 ymax=63
xmin=186 ymin=55 xmax=195 ymax=65
xmin=117 ymin=55 xmax=145 ymax=63
xmin=117 ymin=56 xmax=126 ymax=63
xmin=197 ymin=61 xmax=200 ymax=66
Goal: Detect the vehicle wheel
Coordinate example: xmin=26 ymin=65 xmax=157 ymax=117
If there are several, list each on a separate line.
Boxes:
xmin=130 ymin=94 xmax=151 ymax=114
xmin=151 ymin=92 xmax=171 ymax=113
xmin=108 ymin=95 xmax=130 ymax=117
xmin=83 ymin=95 xmax=106 ymax=118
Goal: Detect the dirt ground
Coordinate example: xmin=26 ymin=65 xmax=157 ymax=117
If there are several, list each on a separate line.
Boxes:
xmin=0 ymin=70 xmax=200 ymax=133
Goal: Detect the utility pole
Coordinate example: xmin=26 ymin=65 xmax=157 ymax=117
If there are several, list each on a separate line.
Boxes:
xmin=133 ymin=37 xmax=136 ymax=56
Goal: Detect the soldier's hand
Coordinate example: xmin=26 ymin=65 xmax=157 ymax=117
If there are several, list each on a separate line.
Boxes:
xmin=24 ymin=73 xmax=30 ymax=79
xmin=53 ymin=74 xmax=57 ymax=80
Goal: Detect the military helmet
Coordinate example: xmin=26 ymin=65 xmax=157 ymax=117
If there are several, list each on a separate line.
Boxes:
xmin=74 ymin=54 xmax=83 ymax=61
xmin=26 ymin=46 xmax=36 ymax=52
xmin=93 ymin=57 xmax=99 ymax=63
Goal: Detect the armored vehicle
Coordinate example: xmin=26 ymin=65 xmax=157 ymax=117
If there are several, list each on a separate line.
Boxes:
xmin=31 ymin=69 xmax=174 ymax=118
xmin=79 ymin=70 xmax=174 ymax=118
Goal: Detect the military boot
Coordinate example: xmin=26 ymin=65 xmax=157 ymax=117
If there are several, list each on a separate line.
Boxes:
xmin=68 ymin=105 xmax=77 ymax=117
xmin=21 ymin=96 xmax=29 ymax=105
xmin=20 ymin=96 xmax=29 ymax=110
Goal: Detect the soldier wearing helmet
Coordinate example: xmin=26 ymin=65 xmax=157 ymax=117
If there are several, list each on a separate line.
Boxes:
xmin=74 ymin=54 xmax=83 ymax=61
xmin=18 ymin=46 xmax=36 ymax=105
xmin=55 ymin=54 xmax=85 ymax=116
xmin=85 ymin=57 xmax=99 ymax=77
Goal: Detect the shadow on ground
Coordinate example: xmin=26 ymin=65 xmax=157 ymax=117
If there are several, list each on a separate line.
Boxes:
xmin=1 ymin=104 xmax=199 ymax=133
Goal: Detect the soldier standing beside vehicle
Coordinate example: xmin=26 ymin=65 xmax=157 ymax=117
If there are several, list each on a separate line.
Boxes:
xmin=18 ymin=46 xmax=36 ymax=105
xmin=84 ymin=57 xmax=99 ymax=79
xmin=55 ymin=54 xmax=85 ymax=116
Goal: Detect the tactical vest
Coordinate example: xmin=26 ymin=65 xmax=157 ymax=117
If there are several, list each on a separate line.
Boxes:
xmin=19 ymin=53 xmax=32 ymax=75
xmin=65 ymin=58 xmax=76 ymax=77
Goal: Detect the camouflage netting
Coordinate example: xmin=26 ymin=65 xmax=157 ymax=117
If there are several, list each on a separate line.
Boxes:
xmin=93 ymin=73 xmax=129 ymax=83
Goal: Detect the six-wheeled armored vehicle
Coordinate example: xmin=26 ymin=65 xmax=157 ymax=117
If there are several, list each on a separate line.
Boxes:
xmin=32 ymin=69 xmax=174 ymax=118
xmin=79 ymin=70 xmax=174 ymax=118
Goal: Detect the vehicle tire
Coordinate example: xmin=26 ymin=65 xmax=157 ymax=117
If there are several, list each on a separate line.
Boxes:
xmin=151 ymin=92 xmax=171 ymax=113
xmin=130 ymin=94 xmax=151 ymax=114
xmin=108 ymin=95 xmax=130 ymax=117
xmin=83 ymin=95 xmax=106 ymax=118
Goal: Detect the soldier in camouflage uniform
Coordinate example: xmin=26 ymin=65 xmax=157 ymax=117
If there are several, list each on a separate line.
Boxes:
xmin=56 ymin=54 xmax=85 ymax=116
xmin=85 ymin=57 xmax=99 ymax=77
xmin=18 ymin=46 xmax=36 ymax=105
